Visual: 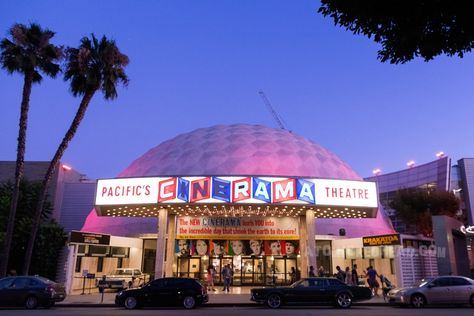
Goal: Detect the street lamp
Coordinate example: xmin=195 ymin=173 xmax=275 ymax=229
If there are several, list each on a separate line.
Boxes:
xmin=436 ymin=151 xmax=445 ymax=159
xmin=406 ymin=160 xmax=415 ymax=168
xmin=372 ymin=168 xmax=381 ymax=176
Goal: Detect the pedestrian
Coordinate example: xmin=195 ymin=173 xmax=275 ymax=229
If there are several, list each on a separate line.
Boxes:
xmin=366 ymin=266 xmax=380 ymax=296
xmin=335 ymin=266 xmax=346 ymax=282
xmin=308 ymin=265 xmax=316 ymax=277
xmin=289 ymin=267 xmax=297 ymax=283
xmin=318 ymin=265 xmax=325 ymax=277
xmin=379 ymin=274 xmax=394 ymax=301
xmin=222 ymin=264 xmax=233 ymax=293
xmin=207 ymin=264 xmax=216 ymax=291
xmin=344 ymin=267 xmax=352 ymax=285
xmin=351 ymin=264 xmax=359 ymax=286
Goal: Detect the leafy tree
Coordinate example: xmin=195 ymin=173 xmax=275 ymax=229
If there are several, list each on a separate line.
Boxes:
xmin=0 ymin=180 xmax=66 ymax=280
xmin=23 ymin=34 xmax=129 ymax=274
xmin=318 ymin=1 xmax=474 ymax=64
xmin=389 ymin=188 xmax=460 ymax=236
xmin=0 ymin=23 xmax=63 ymax=277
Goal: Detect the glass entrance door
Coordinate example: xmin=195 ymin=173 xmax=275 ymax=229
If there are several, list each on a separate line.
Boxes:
xmin=240 ymin=257 xmax=265 ymax=285
xmin=177 ymin=257 xmax=201 ymax=279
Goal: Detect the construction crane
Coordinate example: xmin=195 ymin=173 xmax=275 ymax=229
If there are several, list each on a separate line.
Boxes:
xmin=258 ymin=90 xmax=290 ymax=131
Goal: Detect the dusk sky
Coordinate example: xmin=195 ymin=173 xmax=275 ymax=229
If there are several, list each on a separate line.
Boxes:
xmin=2 ymin=1 xmax=474 ymax=180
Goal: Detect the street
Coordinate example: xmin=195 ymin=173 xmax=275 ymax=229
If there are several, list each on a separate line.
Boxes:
xmin=0 ymin=306 xmax=473 ymax=316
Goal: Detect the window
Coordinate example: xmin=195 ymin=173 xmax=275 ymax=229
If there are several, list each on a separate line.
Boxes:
xmin=28 ymin=279 xmax=39 ymax=287
xmin=0 ymin=278 xmax=14 ymax=289
xmin=327 ymin=279 xmax=344 ymax=286
xmin=13 ymin=278 xmax=30 ymax=289
xmin=117 ymin=257 xmax=123 ymax=268
xmin=89 ymin=245 xmax=108 ymax=257
xmin=111 ymin=247 xmax=129 ymax=257
xmin=433 ymin=278 xmax=451 ymax=287
xmin=369 ymin=259 xmax=375 ymax=268
xmin=389 ymin=259 xmax=395 ymax=275
xmin=77 ymin=244 xmax=86 ymax=254
xmin=150 ymin=279 xmax=166 ymax=288
xmin=97 ymin=257 xmax=104 ymax=272
xmin=75 ymin=256 xmax=82 ymax=273
xmin=450 ymin=277 xmax=471 ymax=286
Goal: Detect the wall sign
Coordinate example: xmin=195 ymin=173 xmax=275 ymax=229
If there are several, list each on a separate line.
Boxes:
xmin=95 ymin=176 xmax=377 ymax=208
xmin=362 ymin=234 xmax=401 ymax=247
xmin=70 ymin=231 xmax=110 ymax=245
xmin=460 ymin=225 xmax=474 ymax=235
xmin=176 ymin=215 xmax=299 ymax=240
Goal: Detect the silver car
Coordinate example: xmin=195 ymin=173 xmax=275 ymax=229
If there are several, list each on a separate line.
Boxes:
xmin=387 ymin=276 xmax=474 ymax=308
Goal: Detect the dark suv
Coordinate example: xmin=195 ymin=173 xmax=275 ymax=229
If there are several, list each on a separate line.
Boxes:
xmin=0 ymin=276 xmax=66 ymax=309
xmin=115 ymin=277 xmax=208 ymax=309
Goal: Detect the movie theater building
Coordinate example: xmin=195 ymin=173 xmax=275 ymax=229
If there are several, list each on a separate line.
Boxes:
xmin=64 ymin=125 xmax=435 ymax=293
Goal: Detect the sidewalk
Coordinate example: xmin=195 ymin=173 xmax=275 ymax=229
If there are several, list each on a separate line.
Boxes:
xmin=58 ymin=287 xmax=388 ymax=307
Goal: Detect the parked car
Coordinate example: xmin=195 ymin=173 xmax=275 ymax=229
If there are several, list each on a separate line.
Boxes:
xmin=250 ymin=277 xmax=372 ymax=309
xmin=387 ymin=275 xmax=474 ymax=308
xmin=0 ymin=276 xmax=66 ymax=309
xmin=115 ymin=277 xmax=208 ymax=309
xmin=97 ymin=268 xmax=149 ymax=291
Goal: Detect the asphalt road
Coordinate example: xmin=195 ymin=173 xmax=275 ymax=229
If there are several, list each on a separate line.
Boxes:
xmin=0 ymin=306 xmax=473 ymax=316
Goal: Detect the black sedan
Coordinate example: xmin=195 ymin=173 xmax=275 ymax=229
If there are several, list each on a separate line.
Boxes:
xmin=115 ymin=277 xmax=208 ymax=309
xmin=251 ymin=277 xmax=372 ymax=309
xmin=0 ymin=276 xmax=66 ymax=309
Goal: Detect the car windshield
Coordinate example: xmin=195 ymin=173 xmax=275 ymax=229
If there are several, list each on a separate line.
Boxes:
xmin=412 ymin=278 xmax=434 ymax=287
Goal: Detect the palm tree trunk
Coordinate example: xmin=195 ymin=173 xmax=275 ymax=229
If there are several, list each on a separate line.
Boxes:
xmin=22 ymin=89 xmax=97 ymax=275
xmin=0 ymin=72 xmax=34 ymax=277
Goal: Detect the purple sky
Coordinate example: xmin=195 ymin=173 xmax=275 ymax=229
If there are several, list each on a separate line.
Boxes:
xmin=2 ymin=1 xmax=474 ymax=180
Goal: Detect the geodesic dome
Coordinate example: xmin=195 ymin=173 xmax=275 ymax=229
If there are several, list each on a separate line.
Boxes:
xmin=81 ymin=124 xmax=394 ymax=237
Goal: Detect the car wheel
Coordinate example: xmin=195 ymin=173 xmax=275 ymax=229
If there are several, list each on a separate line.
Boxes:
xmin=25 ymin=296 xmax=39 ymax=309
xmin=124 ymin=296 xmax=138 ymax=309
xmin=183 ymin=296 xmax=196 ymax=309
xmin=335 ymin=292 xmax=352 ymax=309
xmin=410 ymin=294 xmax=426 ymax=308
xmin=266 ymin=293 xmax=282 ymax=309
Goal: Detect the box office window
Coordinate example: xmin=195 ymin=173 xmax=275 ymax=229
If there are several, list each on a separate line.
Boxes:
xmin=77 ymin=244 xmax=87 ymax=255
xmin=97 ymin=257 xmax=104 ymax=272
xmin=89 ymin=245 xmax=109 ymax=257
xmin=111 ymin=247 xmax=129 ymax=257
xmin=75 ymin=256 xmax=82 ymax=273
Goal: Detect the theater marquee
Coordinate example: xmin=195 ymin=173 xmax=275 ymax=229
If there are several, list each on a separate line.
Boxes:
xmin=95 ymin=176 xmax=377 ymax=208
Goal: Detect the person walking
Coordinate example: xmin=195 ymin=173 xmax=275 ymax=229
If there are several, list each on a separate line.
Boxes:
xmin=207 ymin=264 xmax=216 ymax=291
xmin=222 ymin=264 xmax=233 ymax=293
xmin=308 ymin=266 xmax=316 ymax=277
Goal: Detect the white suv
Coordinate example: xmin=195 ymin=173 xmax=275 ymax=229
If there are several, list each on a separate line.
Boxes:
xmin=97 ymin=268 xmax=149 ymax=291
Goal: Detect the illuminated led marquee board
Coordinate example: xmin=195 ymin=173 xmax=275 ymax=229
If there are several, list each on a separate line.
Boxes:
xmin=95 ymin=176 xmax=378 ymax=214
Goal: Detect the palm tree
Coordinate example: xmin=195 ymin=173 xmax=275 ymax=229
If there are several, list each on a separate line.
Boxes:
xmin=22 ymin=34 xmax=129 ymax=274
xmin=0 ymin=23 xmax=62 ymax=277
